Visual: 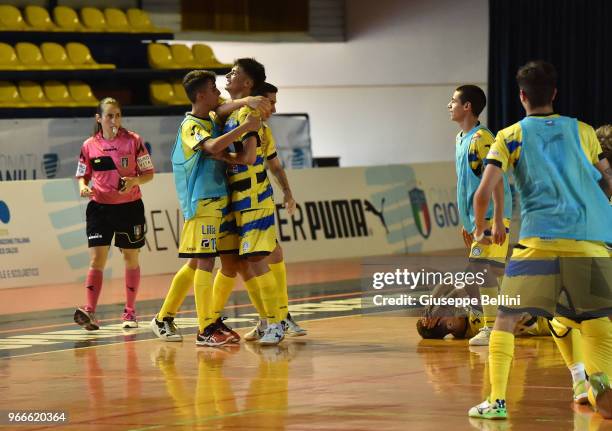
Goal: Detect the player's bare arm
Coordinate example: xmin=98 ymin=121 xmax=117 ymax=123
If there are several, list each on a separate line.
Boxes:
xmin=473 ymin=164 xmax=504 ymax=244
xmin=267 ymin=157 xmax=296 ymax=216
xmin=201 ymin=113 xmax=261 ymax=154
xmin=215 ymin=96 xmax=271 ymax=121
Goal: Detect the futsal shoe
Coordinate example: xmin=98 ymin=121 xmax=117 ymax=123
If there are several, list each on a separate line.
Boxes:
xmin=469 ymin=326 xmax=492 ymax=346
xmin=589 ymin=372 xmax=612 ymax=419
xmin=215 ymin=316 xmax=240 ymax=343
xmin=121 ymin=308 xmax=138 ymax=329
xmin=259 ymin=322 xmax=285 ymax=346
xmin=244 ymin=319 xmax=267 ymax=341
xmin=196 ymin=324 xmax=233 ymax=347
xmin=468 ymin=399 xmax=508 ymax=420
xmin=150 ymin=316 xmax=183 ymax=342
xmin=573 ymin=379 xmax=589 ymax=405
xmin=74 ymin=307 xmax=100 ymax=331
xmin=281 ymin=313 xmax=307 ymax=337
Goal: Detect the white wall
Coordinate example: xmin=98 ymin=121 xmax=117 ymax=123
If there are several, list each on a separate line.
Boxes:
xmin=181 ymin=0 xmax=489 ymax=166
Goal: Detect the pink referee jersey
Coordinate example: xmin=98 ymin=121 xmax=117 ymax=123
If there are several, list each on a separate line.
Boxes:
xmin=76 ymin=128 xmax=154 ymax=205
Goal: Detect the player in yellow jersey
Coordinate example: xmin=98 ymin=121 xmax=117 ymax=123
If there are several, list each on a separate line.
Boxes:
xmin=150 ymin=70 xmax=260 ymax=346
xmin=468 ymin=61 xmax=612 ymax=420
xmin=211 ymin=58 xmax=286 ymax=346
xmin=448 ymin=85 xmax=513 ymax=346
xmin=242 ymin=82 xmax=307 ymax=339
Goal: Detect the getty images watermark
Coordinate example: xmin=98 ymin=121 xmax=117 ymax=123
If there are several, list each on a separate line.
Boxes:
xmin=360 ymin=257 xmax=521 ymax=312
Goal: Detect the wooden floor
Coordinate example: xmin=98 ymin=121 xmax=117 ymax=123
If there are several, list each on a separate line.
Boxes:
xmin=1 ymin=260 xmax=611 ymax=430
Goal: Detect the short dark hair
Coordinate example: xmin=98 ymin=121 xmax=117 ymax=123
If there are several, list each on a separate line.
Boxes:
xmin=596 ymin=125 xmax=612 ymax=165
xmin=234 ymin=58 xmax=266 ymax=94
xmin=182 ymin=70 xmax=217 ymax=103
xmin=456 ymin=85 xmax=486 ymax=117
xmin=255 ymin=82 xmax=278 ymax=97
xmin=516 ymin=60 xmax=557 ymax=108
xmin=416 ymin=319 xmax=451 ymax=339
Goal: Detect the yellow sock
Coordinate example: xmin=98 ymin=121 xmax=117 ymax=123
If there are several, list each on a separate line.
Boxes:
xmin=212 ymin=271 xmax=236 ymax=319
xmin=580 ymin=317 xmax=612 ymax=377
xmin=245 ymin=277 xmax=266 ymax=319
xmin=479 ymin=286 xmax=498 ymax=327
xmin=489 ymin=330 xmax=515 ymax=402
xmin=269 ymin=261 xmax=288 ymax=319
xmin=550 ymin=318 xmax=584 ymax=369
xmin=257 ymin=271 xmax=281 ymax=323
xmin=158 ymin=264 xmax=195 ymax=319
xmin=194 ymin=269 xmax=214 ymax=332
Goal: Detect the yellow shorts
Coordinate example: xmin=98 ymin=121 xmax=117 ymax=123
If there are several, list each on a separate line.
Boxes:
xmin=178 ymin=197 xmax=228 ymax=258
xmin=235 ymin=207 xmax=277 ymax=257
xmin=499 ymin=240 xmax=612 ymax=320
xmin=469 ymin=218 xmax=511 ymax=266
xmin=218 ymin=210 xmax=239 ymax=254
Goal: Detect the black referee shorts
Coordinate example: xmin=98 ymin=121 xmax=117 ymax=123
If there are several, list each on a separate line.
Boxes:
xmin=86 ymin=199 xmax=147 ymax=249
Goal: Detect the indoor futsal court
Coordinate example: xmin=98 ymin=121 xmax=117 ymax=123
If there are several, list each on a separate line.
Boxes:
xmin=1 ymin=0 xmax=612 ymax=431
xmin=3 ymin=258 xmax=611 ymax=431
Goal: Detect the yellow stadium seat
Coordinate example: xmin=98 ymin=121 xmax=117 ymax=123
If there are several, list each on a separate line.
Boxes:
xmin=171 ymin=79 xmax=190 ymax=104
xmin=80 ymin=7 xmax=106 ymax=32
xmin=170 ymin=44 xmax=198 ymax=68
xmin=104 ymin=8 xmax=130 ymax=32
xmin=18 ymin=81 xmax=53 ymax=107
xmin=53 ymin=6 xmax=84 ymax=31
xmin=126 ymin=8 xmax=171 ymax=33
xmin=43 ymin=81 xmax=78 ymax=107
xmin=0 ymin=81 xmax=26 ymax=107
xmin=0 ymin=43 xmax=24 ymax=70
xmin=41 ymin=43 xmax=74 ymax=70
xmin=150 ymin=80 xmax=186 ymax=106
xmin=192 ymin=44 xmax=232 ymax=68
xmin=68 ymin=81 xmax=98 ymax=107
xmin=15 ymin=43 xmax=49 ymax=70
xmin=147 ymin=43 xmax=178 ymax=69
xmin=24 ymin=6 xmax=57 ymax=31
xmin=0 ymin=5 xmax=30 ymax=31
xmin=65 ymin=43 xmax=115 ymax=70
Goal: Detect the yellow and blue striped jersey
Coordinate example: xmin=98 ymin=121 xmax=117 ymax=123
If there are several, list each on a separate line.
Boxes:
xmin=457 ymin=126 xmax=495 ymax=176
xmin=179 ymin=113 xmax=215 ymax=159
xmin=262 ymin=122 xmax=278 ymax=161
xmin=224 ymin=106 xmax=274 ymax=212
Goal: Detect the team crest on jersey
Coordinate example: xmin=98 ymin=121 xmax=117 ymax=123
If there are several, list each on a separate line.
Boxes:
xmin=472 ymin=246 xmax=482 ymax=257
xmin=121 ymin=157 xmax=129 ymax=168
xmin=409 ymin=188 xmax=432 ymax=239
xmin=242 ymin=241 xmax=250 ymax=253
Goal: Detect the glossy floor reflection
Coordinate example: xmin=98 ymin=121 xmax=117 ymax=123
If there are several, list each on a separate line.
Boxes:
xmin=2 ymin=314 xmax=611 ymax=430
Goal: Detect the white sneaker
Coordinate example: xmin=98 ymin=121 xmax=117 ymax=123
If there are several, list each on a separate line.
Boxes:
xmin=150 ymin=317 xmax=183 ymax=341
xmin=259 ymin=322 xmax=284 ymax=346
xmin=469 ymin=326 xmax=492 ymax=346
xmin=281 ymin=313 xmax=307 ymax=337
xmin=244 ymin=319 xmax=267 ymax=341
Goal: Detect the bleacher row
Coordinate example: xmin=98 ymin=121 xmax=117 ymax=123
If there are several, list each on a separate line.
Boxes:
xmin=0 ymin=5 xmax=168 ymax=33
xmin=0 ymin=4 xmax=231 ymax=111
xmin=0 ymin=80 xmax=97 ymax=107
xmin=1 ymin=41 xmax=114 ymax=70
